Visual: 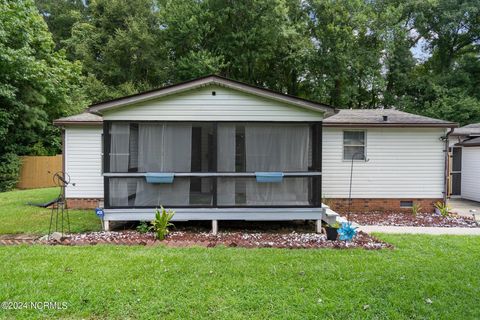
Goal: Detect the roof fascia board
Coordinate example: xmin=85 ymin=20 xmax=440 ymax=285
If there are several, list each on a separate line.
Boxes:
xmin=323 ymin=123 xmax=458 ymax=128
xmin=89 ymin=76 xmax=333 ymax=115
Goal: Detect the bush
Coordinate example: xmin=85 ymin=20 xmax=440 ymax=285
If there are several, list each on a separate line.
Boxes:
xmin=0 ymin=153 xmax=21 ymax=192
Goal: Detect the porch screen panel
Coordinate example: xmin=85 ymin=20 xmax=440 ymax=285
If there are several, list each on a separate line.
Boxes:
xmin=217 ymin=124 xmax=236 ymax=205
xmin=134 ymin=123 xmax=192 ymax=206
xmin=108 ymin=123 xmax=130 ymax=203
xmin=109 ymin=123 xmax=130 ymax=172
xmin=245 ymin=124 xmax=310 ymax=205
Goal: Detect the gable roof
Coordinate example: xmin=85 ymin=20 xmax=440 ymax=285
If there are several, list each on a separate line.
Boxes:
xmin=87 ymin=75 xmax=335 ymax=115
xmin=450 ymin=123 xmax=480 ymax=136
xmin=323 ymin=109 xmax=457 ymax=128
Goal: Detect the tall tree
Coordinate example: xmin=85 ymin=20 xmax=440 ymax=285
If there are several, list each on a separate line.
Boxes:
xmin=0 ymin=0 xmax=86 ymax=156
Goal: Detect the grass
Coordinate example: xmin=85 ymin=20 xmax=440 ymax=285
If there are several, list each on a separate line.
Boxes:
xmin=0 ymin=235 xmax=479 ymax=319
xmin=0 ymin=188 xmax=101 ymax=235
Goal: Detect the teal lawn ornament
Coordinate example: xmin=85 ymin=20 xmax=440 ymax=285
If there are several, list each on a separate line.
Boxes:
xmin=338 ymin=222 xmax=357 ymax=241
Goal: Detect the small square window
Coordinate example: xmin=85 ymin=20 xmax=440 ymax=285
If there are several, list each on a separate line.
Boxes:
xmin=343 ymin=131 xmax=366 ymax=161
xmin=400 ymin=201 xmax=413 ymax=208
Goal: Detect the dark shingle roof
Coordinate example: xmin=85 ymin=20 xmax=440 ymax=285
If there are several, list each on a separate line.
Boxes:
xmin=53 ymin=112 xmax=103 ymax=126
xmin=323 ymin=109 xmax=457 ymax=127
xmin=451 ymin=123 xmax=480 ymax=136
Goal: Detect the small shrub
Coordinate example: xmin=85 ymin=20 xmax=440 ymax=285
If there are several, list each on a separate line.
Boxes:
xmin=412 ymin=203 xmax=422 ymax=216
xmin=136 ymin=221 xmax=149 ymax=234
xmin=150 ymin=206 xmax=175 ymax=240
xmin=0 ymin=153 xmax=21 ymax=192
xmin=434 ymin=201 xmax=450 ymax=217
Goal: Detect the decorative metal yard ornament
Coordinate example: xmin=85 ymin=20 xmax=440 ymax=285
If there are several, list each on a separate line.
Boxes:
xmin=344 ymin=152 xmax=368 ymax=241
xmin=338 ymin=222 xmax=358 ymax=241
xmin=48 ymin=171 xmax=71 ymax=239
xmin=95 ymin=207 xmax=105 ymax=230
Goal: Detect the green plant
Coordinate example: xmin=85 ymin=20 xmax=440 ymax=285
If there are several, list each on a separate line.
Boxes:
xmin=411 ymin=203 xmax=422 ymax=216
xmin=150 ymin=206 xmax=175 ymax=240
xmin=434 ymin=201 xmax=451 ymax=217
xmin=136 ymin=221 xmax=149 ymax=234
xmin=0 ymin=153 xmax=21 ymax=192
xmin=327 ymin=222 xmax=340 ymax=229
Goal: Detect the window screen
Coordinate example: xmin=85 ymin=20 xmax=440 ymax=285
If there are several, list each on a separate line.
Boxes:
xmin=343 ymin=131 xmax=366 ymax=161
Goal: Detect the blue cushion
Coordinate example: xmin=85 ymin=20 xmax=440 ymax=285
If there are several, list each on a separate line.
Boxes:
xmin=145 ymin=173 xmax=174 ymax=184
xmin=255 ymin=172 xmax=284 ymax=183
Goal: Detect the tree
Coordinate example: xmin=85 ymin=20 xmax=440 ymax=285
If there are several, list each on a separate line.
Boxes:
xmin=0 ymin=0 xmax=86 ymax=157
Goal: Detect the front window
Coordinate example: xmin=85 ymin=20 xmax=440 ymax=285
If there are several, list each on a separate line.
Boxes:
xmin=343 ymin=130 xmax=366 ymax=161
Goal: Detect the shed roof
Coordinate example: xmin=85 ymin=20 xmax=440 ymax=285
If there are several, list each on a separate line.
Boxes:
xmin=323 ymin=109 xmax=457 ymax=128
xmin=53 ymin=112 xmax=103 ymax=126
xmin=461 ymin=136 xmax=480 ymax=147
xmin=450 ymin=123 xmax=480 ymax=136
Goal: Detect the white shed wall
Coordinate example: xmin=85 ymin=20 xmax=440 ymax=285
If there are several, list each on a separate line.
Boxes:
xmin=102 ymin=86 xmax=324 ymax=121
xmin=322 ymin=127 xmax=445 ymax=198
xmin=64 ymin=126 xmax=104 ymax=198
xmin=461 ymin=147 xmax=480 ymax=202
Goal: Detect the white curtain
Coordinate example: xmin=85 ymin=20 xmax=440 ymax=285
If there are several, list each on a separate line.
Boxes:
xmin=217 ymin=124 xmax=236 ymax=205
xmin=110 ymin=123 xmax=130 ymax=172
xmin=245 ymin=124 xmax=310 ymax=205
xmin=134 ymin=123 xmax=192 ymax=206
xmin=109 ymin=123 xmax=130 ymax=205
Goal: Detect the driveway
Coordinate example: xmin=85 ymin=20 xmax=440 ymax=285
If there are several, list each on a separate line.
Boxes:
xmin=448 ymin=198 xmax=480 ymax=218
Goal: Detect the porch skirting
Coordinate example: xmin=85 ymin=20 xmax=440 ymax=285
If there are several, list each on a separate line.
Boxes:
xmin=103 ymin=207 xmax=326 ymax=222
xmin=327 ymin=198 xmax=442 ymax=214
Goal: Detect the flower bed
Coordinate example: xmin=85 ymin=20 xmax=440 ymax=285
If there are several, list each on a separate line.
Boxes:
xmin=39 ymin=230 xmax=392 ymax=250
xmin=349 ymin=212 xmax=478 ymax=227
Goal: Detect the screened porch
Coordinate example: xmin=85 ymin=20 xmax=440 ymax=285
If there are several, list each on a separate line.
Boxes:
xmin=102 ymin=121 xmax=323 ymax=222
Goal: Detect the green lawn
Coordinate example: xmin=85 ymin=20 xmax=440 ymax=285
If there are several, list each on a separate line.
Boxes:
xmin=0 ymin=235 xmax=479 ymax=319
xmin=0 ymin=188 xmax=101 ymax=235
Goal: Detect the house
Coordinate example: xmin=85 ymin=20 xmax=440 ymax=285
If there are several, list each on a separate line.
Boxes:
xmin=449 ymin=124 xmax=480 ymax=202
xmin=54 ymin=75 xmax=333 ymax=231
xmin=322 ymin=109 xmax=456 ymax=213
xmin=54 ymin=75 xmax=457 ymax=230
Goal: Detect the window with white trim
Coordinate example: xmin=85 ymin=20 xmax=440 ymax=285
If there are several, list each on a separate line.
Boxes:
xmin=343 ymin=130 xmax=366 ymax=161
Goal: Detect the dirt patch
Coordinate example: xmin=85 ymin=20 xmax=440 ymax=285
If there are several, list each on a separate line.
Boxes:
xmin=349 ymin=212 xmax=478 ymax=227
xmin=38 ymin=230 xmax=392 ymax=250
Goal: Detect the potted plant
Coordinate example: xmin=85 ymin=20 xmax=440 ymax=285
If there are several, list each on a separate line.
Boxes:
xmin=325 ymin=222 xmax=340 ymax=241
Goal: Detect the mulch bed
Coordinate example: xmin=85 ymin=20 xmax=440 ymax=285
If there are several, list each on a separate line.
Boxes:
xmin=349 ymin=212 xmax=478 ymax=228
xmin=33 ymin=230 xmax=392 ymax=250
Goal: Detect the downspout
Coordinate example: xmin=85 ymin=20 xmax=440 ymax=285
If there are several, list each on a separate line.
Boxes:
xmin=443 ymin=127 xmax=455 ymax=203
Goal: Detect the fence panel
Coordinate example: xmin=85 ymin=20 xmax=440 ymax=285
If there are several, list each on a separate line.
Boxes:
xmin=16 ymin=155 xmax=62 ymax=189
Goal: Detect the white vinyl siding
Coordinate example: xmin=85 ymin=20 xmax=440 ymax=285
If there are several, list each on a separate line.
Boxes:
xmin=65 ymin=126 xmax=104 ymax=198
xmin=322 ymin=127 xmax=445 ymax=198
xmin=102 ymin=86 xmax=324 ymax=121
xmin=461 ymin=147 xmax=480 ymax=202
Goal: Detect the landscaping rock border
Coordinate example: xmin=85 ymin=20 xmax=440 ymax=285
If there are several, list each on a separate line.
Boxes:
xmin=34 ymin=230 xmax=393 ymax=250
xmin=349 ymin=212 xmax=478 ymax=227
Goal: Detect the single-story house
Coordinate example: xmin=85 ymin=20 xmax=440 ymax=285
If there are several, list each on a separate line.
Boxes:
xmin=449 ymin=124 xmax=480 ymax=202
xmin=54 ymin=75 xmax=457 ymax=230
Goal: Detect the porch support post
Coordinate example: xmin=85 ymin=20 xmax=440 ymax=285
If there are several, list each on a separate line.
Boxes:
xmin=316 ymin=220 xmax=322 ymax=233
xmin=212 ymin=220 xmax=218 ymax=235
xmin=104 ymin=220 xmax=110 ymax=231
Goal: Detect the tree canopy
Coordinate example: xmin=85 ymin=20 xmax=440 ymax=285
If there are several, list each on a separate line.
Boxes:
xmin=2 ymin=0 xmax=480 ymax=161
